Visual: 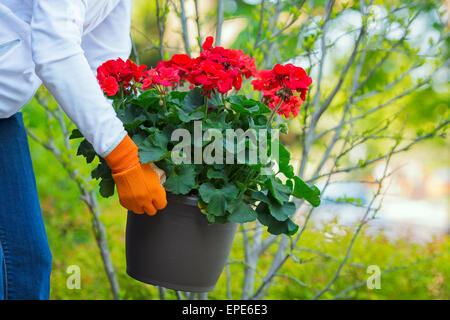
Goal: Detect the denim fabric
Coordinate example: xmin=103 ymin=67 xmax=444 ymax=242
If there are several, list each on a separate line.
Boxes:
xmin=0 ymin=112 xmax=52 ymax=300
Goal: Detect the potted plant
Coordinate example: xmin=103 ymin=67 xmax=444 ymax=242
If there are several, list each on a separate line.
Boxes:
xmin=71 ymin=36 xmax=321 ymax=292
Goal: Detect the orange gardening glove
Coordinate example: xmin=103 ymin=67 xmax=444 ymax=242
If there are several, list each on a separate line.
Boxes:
xmin=105 ymin=135 xmax=167 ymax=215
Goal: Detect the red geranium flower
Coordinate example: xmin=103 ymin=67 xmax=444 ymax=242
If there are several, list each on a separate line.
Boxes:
xmin=183 ymin=36 xmax=257 ymax=97
xmin=252 ymin=63 xmax=312 ymax=118
xmin=97 ymin=58 xmax=147 ymax=96
xmin=141 ymin=66 xmax=181 ymax=91
xmin=101 ymin=76 xmax=119 ymax=96
xmin=202 ymin=36 xmax=214 ymax=50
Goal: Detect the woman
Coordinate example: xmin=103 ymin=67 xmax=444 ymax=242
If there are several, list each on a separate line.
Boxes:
xmin=0 ymin=0 xmax=167 ymax=299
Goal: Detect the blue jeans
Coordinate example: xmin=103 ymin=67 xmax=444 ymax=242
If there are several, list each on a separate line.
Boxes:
xmin=0 ymin=112 xmax=52 ymax=299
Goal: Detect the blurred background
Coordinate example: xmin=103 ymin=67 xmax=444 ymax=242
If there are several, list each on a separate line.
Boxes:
xmin=23 ymin=0 xmax=449 ymax=299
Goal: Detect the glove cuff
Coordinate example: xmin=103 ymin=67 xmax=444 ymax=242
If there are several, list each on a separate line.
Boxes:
xmin=105 ymin=135 xmax=140 ymax=174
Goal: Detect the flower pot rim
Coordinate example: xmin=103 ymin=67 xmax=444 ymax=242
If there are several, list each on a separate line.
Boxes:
xmin=166 ymin=191 xmax=199 ymax=207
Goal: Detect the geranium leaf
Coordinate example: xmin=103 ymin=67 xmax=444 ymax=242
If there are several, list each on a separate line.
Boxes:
xmin=252 ymin=191 xmax=295 ymax=221
xmin=198 ymin=182 xmax=239 ymax=216
xmin=181 ymin=87 xmax=204 ymax=113
xmin=209 ymin=90 xmax=224 ymax=107
xmin=230 ymin=103 xmax=259 ymax=115
xmin=163 ymin=164 xmax=196 ymax=194
xmin=138 ymin=131 xmax=169 ymax=163
xmin=117 ymin=104 xmax=148 ymax=130
xmin=206 ymin=168 xmax=228 ymax=181
xmin=76 ymin=139 xmax=96 ymax=164
xmin=228 ymin=199 xmax=257 ymax=223
xmin=99 ymin=176 xmax=115 ymax=198
xmin=278 ymin=142 xmax=295 ymax=178
xmin=135 ymin=89 xmax=160 ymax=109
xmin=91 ymin=159 xmax=110 ymax=180
xmin=203 ymin=112 xmax=229 ymax=130
xmin=268 ymin=198 xmax=296 ymax=221
xmin=256 ymin=101 xmax=272 ymax=114
xmin=206 ymin=194 xmax=227 ymax=216
xmin=69 ymin=129 xmax=83 ymax=139
xmin=168 ymin=90 xmax=187 ymax=102
xmin=251 ymin=191 xmax=270 ymax=203
xmin=256 ymin=202 xmax=299 ymax=235
xmin=292 ymin=176 xmax=321 ymax=207
xmin=268 ymin=176 xmax=292 ymax=204
xmin=199 ymin=182 xmax=238 ymax=202
xmin=177 ymin=106 xmax=204 ymax=123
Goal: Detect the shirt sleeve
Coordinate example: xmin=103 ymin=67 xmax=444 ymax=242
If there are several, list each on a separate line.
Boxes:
xmin=30 ymin=0 xmax=127 ymax=158
xmin=82 ymin=0 xmax=133 ymax=73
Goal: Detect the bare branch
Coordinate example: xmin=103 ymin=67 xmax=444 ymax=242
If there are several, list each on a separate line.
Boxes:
xmin=215 ymin=0 xmax=224 ymax=46
xmin=313 ymin=119 xmax=409 ymax=299
xmin=178 ymin=0 xmax=191 ymax=56
xmin=254 ymin=0 xmax=266 ymax=50
xmin=193 ymin=0 xmax=202 ymax=50
xmin=155 ymin=0 xmax=169 ymax=59
xmin=28 ymin=94 xmax=121 ymax=300
xmin=312 ymin=120 xmax=449 ymax=181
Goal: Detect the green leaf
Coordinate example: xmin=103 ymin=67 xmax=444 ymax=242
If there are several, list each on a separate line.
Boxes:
xmin=226 ymin=95 xmax=246 ymax=106
xmin=99 ymin=176 xmax=115 ymax=198
xmin=198 ymin=182 xmax=238 ymax=202
xmin=269 ymin=200 xmax=296 ymax=221
xmin=252 ymin=191 xmax=296 ymax=221
xmin=230 ymin=102 xmax=260 ymax=115
xmin=273 ymin=218 xmax=299 ymax=236
xmin=138 ymin=131 xmax=169 ymax=163
xmin=167 ymin=90 xmax=187 ymax=104
xmin=203 ymin=112 xmax=229 ymax=130
xmin=91 ymin=160 xmax=110 ymax=180
xmin=91 ymin=160 xmax=115 ymax=198
xmin=228 ymin=199 xmax=257 ymax=223
xmin=177 ymin=106 xmax=204 ymax=123
xmin=278 ymin=142 xmax=295 ymax=178
xmin=209 ymin=90 xmax=224 ymax=107
xmin=135 ymin=89 xmax=161 ymax=109
xmin=256 ymin=202 xmax=299 ymax=236
xmin=69 ymin=129 xmax=83 ymax=139
xmin=164 ymin=164 xmax=196 ymax=194
xmin=76 ymin=139 xmax=96 ymax=163
xmin=206 ymin=194 xmax=227 ymax=216
xmin=131 ymin=133 xmax=146 ymax=146
xmin=256 ymin=101 xmax=272 ymax=114
xmin=198 ymin=182 xmax=239 ymax=216
xmin=227 ymin=96 xmax=270 ymax=116
xmin=204 ymin=212 xmax=228 ymax=224
xmin=206 ymin=168 xmax=228 ymax=181
xmin=268 ymin=176 xmax=292 ymax=204
xmin=117 ymin=104 xmax=148 ymax=130
xmin=181 ymin=87 xmax=204 ymax=113
xmin=292 ymin=176 xmax=321 ymax=207
xmin=251 ymin=191 xmax=270 ymax=203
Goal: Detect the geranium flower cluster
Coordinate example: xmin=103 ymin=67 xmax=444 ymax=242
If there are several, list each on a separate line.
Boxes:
xmin=97 ymin=58 xmax=147 ymax=96
xmin=251 ymin=63 xmax=312 ymax=118
xmin=140 ymin=36 xmax=257 ymax=96
xmin=185 ymin=36 xmax=257 ymax=94
xmin=96 ymin=37 xmax=312 ymax=119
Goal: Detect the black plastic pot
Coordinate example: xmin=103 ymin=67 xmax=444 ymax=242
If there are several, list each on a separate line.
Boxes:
xmin=125 ymin=192 xmax=237 ymax=292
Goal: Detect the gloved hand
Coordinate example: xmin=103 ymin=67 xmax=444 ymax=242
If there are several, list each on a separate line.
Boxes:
xmin=105 ymin=135 xmax=167 ymax=215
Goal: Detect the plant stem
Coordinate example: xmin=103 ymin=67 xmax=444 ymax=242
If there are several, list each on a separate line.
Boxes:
xmin=266 ymin=98 xmax=284 ymax=128
xmin=204 ymin=96 xmax=209 ymax=118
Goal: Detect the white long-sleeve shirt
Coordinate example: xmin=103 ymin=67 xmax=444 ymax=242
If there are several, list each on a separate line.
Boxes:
xmin=0 ymin=0 xmax=132 ymax=157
